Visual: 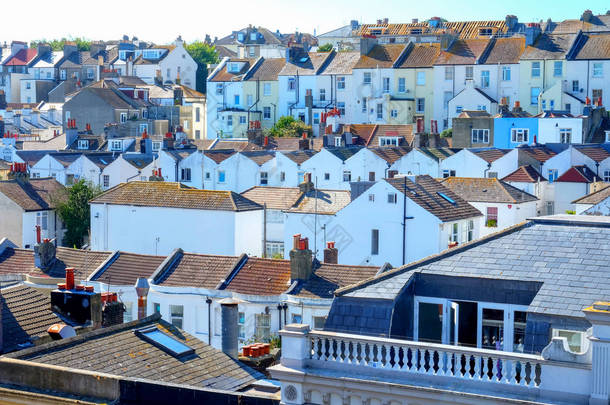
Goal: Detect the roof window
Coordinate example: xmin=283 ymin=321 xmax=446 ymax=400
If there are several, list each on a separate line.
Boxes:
xmin=135 ymin=326 xmax=194 ymax=358
xmin=437 ymin=191 xmax=456 ymax=205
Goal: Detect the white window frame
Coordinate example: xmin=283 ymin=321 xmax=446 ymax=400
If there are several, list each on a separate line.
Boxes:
xmin=559 ymin=128 xmax=572 ymax=144
xmin=471 ymin=129 xmax=489 ymax=144
xmin=260 ymin=171 xmax=268 ymax=185
xmin=120 ymin=112 xmax=127 ymax=123
xmin=337 ymin=76 xmax=345 ymax=89
xmin=416 ymin=98 xmax=425 ymax=113
xmin=288 ymin=77 xmax=296 ymax=91
xmin=77 ymin=139 xmax=89 ymax=149
xmin=531 ymin=62 xmax=541 ymax=78
xmin=382 ymin=77 xmax=390 ymax=93
xmin=511 ymin=128 xmax=529 ymax=143
xmin=592 ymin=62 xmax=603 ymax=78
xmin=110 ymin=140 xmax=122 ymax=151
xmin=363 ymin=72 xmax=371 ymax=85
xmin=36 ymin=211 xmax=48 ymax=231
xmin=480 ymin=70 xmax=490 ymax=88
xmin=501 ymin=66 xmax=511 ymax=81
xmin=263 ymin=82 xmax=271 ymax=96
xmin=376 ymin=103 xmax=383 ymax=120
xmin=342 ymin=170 xmax=351 ymax=182
xmin=379 ymin=136 xmax=399 ymax=146
xmin=553 ymin=61 xmax=562 ymax=77
xmin=552 ymin=329 xmax=588 ymax=353
xmin=416 ymin=71 xmax=425 ymax=86
xmin=398 ymin=77 xmax=406 ymax=93
xmin=263 ymin=106 xmax=271 ymax=120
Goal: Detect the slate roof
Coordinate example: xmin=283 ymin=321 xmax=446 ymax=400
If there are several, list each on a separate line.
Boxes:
xmin=573 ymin=33 xmax=610 ymax=60
xmin=361 ymin=125 xmax=414 ymax=147
xmin=521 ymin=33 xmax=577 ymax=60
xmin=556 ymin=165 xmax=602 ymax=183
xmin=0 ymin=247 xmax=112 ymax=281
xmin=417 ymin=147 xmax=459 ymax=162
xmin=244 ymin=58 xmax=286 ymax=81
xmin=225 ymin=257 xmax=292 ymax=295
xmin=287 ymin=189 xmax=352 ymax=215
xmin=215 ymin=45 xmax=237 ymax=59
xmin=279 ymin=52 xmax=333 ymax=76
xmin=1 ymin=284 xmax=62 ymax=353
xmin=517 ymin=145 xmax=558 ymax=163
xmin=502 ymin=165 xmax=546 ymax=183
xmin=241 ymin=187 xmax=303 ymax=210
xmin=483 ymin=37 xmax=526 ymax=64
xmin=280 ymin=150 xmax=318 ymax=164
xmin=325 ymin=146 xmax=363 ymax=161
xmin=89 ymin=251 xmax=165 ymax=285
xmin=320 ymin=51 xmax=361 ymax=75
xmin=337 ymin=216 xmax=610 ymax=319
xmin=0 ymin=178 xmax=64 ymax=211
xmin=369 ymin=146 xmax=411 ymax=164
xmin=441 ymin=177 xmax=538 ymax=203
xmin=11 ymin=314 xmax=263 ymax=391
xmin=90 ymin=182 xmax=262 ymax=212
xmin=573 ymin=185 xmax=610 ymax=205
xmin=435 ymin=38 xmax=490 ymax=65
xmin=469 ymin=148 xmax=510 ymax=163
xmin=209 ymin=59 xmax=253 ymax=82
xmin=123 ymin=154 xmax=154 ymax=169
xmin=204 ymin=149 xmax=237 ymax=163
xmin=153 ymin=252 xmax=238 ymax=289
xmin=295 ymin=262 xmax=380 ymax=299
xmin=397 ymin=43 xmax=441 ymax=68
xmin=85 ymin=87 xmax=134 ymax=109
xmin=14 ymin=150 xmax=50 ymax=166
xmin=67 ymin=135 xmax=105 ymax=151
xmin=240 ymin=150 xmax=275 ymax=166
xmin=386 ymin=175 xmax=482 ymax=222
xmin=354 ymin=44 xmax=406 ymax=69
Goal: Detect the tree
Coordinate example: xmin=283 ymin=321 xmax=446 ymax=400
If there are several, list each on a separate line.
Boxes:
xmin=53 ymin=180 xmax=102 ymax=248
xmin=267 ymin=116 xmax=312 ymax=138
xmin=440 ymin=128 xmax=453 ymax=138
xmin=30 ymin=37 xmax=91 ymax=51
xmin=185 ymin=41 xmax=219 ymax=94
xmin=317 ymin=43 xmax=333 ymax=52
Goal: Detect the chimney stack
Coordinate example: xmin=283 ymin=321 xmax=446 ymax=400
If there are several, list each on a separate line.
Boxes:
xmin=220 ymin=298 xmax=239 ymax=358
xmin=51 ymin=270 xmax=102 ymax=328
xmin=290 ymin=234 xmax=313 ymax=282
xmin=135 ymin=277 xmax=150 ymax=320
xmin=34 ymin=238 xmax=56 ymax=269
xmin=323 ymin=241 xmax=338 ymax=264
xmin=299 ymin=172 xmax=314 ymax=193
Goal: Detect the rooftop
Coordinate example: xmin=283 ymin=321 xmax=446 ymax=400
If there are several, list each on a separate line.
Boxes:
xmin=556 ymin=165 xmax=602 ymax=183
xmin=572 ymin=184 xmax=610 ymax=205
xmin=240 ymin=186 xmax=303 ymax=210
xmin=354 ymin=44 xmax=406 ymax=69
xmin=502 ymin=165 xmax=547 ymax=183
xmin=0 ymin=178 xmax=64 ymax=212
xmin=441 ymin=177 xmax=538 ymax=203
xmin=153 ymin=252 xmax=238 ymax=289
xmin=287 ymin=189 xmax=352 ymax=215
xmin=90 ymin=182 xmax=262 ymax=212
xmin=88 ymin=251 xmax=165 ymax=286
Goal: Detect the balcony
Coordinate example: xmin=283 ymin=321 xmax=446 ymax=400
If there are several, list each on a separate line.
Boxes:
xmin=270 ymin=303 xmax=610 ymax=405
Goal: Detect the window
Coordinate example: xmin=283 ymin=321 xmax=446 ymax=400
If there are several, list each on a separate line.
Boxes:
xmin=180 ymin=168 xmax=191 ymax=181
xmin=120 ymin=113 xmax=127 ymax=123
xmin=234 ymin=94 xmax=240 ymax=106
xmin=467 ymin=220 xmax=474 ymax=241
xmin=552 ymin=329 xmax=586 ymax=353
xmin=603 ymin=170 xmax=610 ymax=182
xmin=216 ymin=83 xmax=223 ymax=95
xmin=455 ymin=105 xmax=463 ymax=114
xmin=166 ymin=68 xmax=171 ymax=79
xmin=103 ymin=175 xmax=110 ymax=188
xmin=238 ymin=312 xmax=245 ymax=339
xmin=380 ymin=136 xmax=399 ymax=146
xmin=153 ymin=303 xmax=161 ymax=314
xmin=87 ymin=68 xmax=94 ymax=79
xmin=266 ymin=241 xmax=284 ymax=256
xmin=246 ymin=94 xmax=253 ymax=107
xmin=263 ymin=106 xmax=271 ymax=120
xmin=139 ymin=123 xmax=148 ymax=134
xmin=263 ymin=82 xmax=271 ymax=96
xmin=152 ymin=142 xmax=161 ymax=152
xmin=111 ymin=140 xmax=122 ymax=151
xmin=218 ymin=170 xmax=226 ymax=183
xmin=511 ymin=128 xmax=529 ymax=143
xmin=442 ymin=169 xmax=456 ymax=178
xmin=324 ymin=173 xmax=330 ymax=181
xmin=77 ymin=139 xmax=89 ymax=149
xmin=593 ymin=89 xmax=603 ymax=101
xmin=288 ymin=77 xmax=296 ymax=90
xmin=465 ymin=66 xmax=473 ymax=80
xmin=488 ymin=172 xmax=498 ymax=178
xmin=541 ymin=99 xmax=547 ymax=110
xmin=548 ymin=169 xmax=558 ymax=183
xmin=565 ymin=103 xmax=571 ymax=112
xmin=559 ymin=128 xmax=571 ymax=143
xmin=319 ymin=88 xmax=326 ymax=101
xmin=255 ymin=313 xmax=271 ymax=340
xmin=368 ymin=194 xmax=375 ymax=202
xmin=486 ymin=207 xmax=498 ymax=227
xmin=26 ymin=81 xmax=31 ymax=89
xmin=371 ymin=229 xmax=379 ymax=255
xmin=205 ymin=172 xmax=211 ymax=180
xmin=502 ymin=66 xmax=511 ymax=81
xmin=572 ymin=80 xmax=579 ymax=92
xmin=530 ymin=87 xmax=541 ymax=105
xmin=553 ymin=61 xmax=562 ymax=77
xmin=363 ymin=72 xmax=371 ymax=84
xmin=124 ymin=302 xmax=133 ymax=322
xmin=313 ymin=112 xmax=320 ymax=124
xmin=260 ymin=171 xmax=268 ymax=185
xmin=376 ymin=103 xmax=383 ymax=119
xmin=445 ymin=66 xmax=454 ymax=81
xmin=337 ymin=76 xmax=345 ymax=89
xmin=382 ymin=77 xmax=390 ymax=93
xmin=416 ymin=98 xmax=425 ymax=113
xmin=280 ymin=171 xmax=286 ymax=182
xmin=416 ymin=71 xmax=425 ymax=86
xmin=313 ymin=316 xmax=326 ymax=330
xmin=476 ymin=104 xmax=487 ymax=111
xmin=343 ymin=170 xmax=351 ymax=182
xmin=368 ymin=171 xmax=375 ymax=181
xmin=227 ymin=115 xmax=233 ymax=127
xmin=387 ymin=193 xmax=397 ymax=203
xmin=36 ymin=211 xmax=48 ymax=231
xmin=593 ymin=62 xmax=603 ymax=78
xmin=60 ymin=69 xmax=67 ymax=80
xmin=390 ymin=109 xmax=398 ymax=118
xmin=361 ymin=97 xmax=367 ymax=113
xmin=480 ymin=70 xmax=490 ymax=88
xmin=195 ymin=130 xmax=201 ymax=139
xmin=170 ymin=305 xmax=184 ymax=329
xmin=337 ymin=102 xmax=345 ymax=116
xmin=249 ymin=47 xmax=255 ymax=57
xmin=239 ymin=116 xmax=246 ymax=124
xmin=443 ymin=91 xmax=453 ymax=110
xmin=291 ymin=314 xmax=302 ymax=324
xmin=531 ymin=62 xmax=540 ymax=78
xmin=471 ymin=129 xmax=489 ymax=144
xmin=449 ymin=223 xmax=459 ymax=243
xmin=334 ymin=137 xmax=342 ymax=147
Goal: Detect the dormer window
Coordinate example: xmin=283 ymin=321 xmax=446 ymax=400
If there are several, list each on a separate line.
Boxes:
xmin=238 ymin=33 xmax=244 ymax=41
xmin=379 ymin=137 xmax=399 ymax=146
xmin=77 ymin=139 xmax=89 ymax=149
xmin=229 ymin=63 xmax=239 ymax=73
xmin=250 ymin=33 xmax=257 ymax=41
xmin=410 ymin=29 xmax=422 ymax=35
xmin=479 ymin=28 xmax=493 ymax=36
xmin=110 ymin=140 xmax=122 ymax=151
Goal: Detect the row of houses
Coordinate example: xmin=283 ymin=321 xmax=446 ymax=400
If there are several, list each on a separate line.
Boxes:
xmin=207 ymin=24 xmax=610 ymax=137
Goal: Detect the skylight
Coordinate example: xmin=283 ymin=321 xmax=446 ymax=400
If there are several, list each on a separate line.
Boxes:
xmin=135 ymin=326 xmax=194 ymax=358
xmin=299 ymin=57 xmax=308 ymax=63
xmin=437 ymin=192 xmax=456 ymax=205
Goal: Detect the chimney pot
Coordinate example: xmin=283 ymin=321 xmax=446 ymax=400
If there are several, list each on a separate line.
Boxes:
xmin=135 ymin=277 xmax=150 ymax=320
xmin=324 ymin=241 xmax=338 ymax=264
xmin=65 ymin=267 xmax=75 ymax=290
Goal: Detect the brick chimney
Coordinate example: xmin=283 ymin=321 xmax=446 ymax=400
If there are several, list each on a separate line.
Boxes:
xmin=51 ymin=271 xmax=102 ymax=328
xmin=289 ymin=234 xmax=313 ymax=282
xmin=299 ymin=172 xmax=314 ymax=193
xmin=101 ymin=292 xmax=124 ymax=327
xmin=135 ymin=277 xmax=150 ymax=320
xmin=323 ymin=241 xmax=338 ymax=264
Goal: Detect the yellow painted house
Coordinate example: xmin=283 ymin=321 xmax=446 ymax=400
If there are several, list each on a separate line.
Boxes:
xmin=518 ymin=33 xmax=577 ymax=115
xmin=242 ymin=58 xmax=286 ymax=132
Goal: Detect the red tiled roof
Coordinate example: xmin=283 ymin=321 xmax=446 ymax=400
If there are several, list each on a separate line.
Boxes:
xmin=4 ymin=49 xmax=37 ymax=66
xmin=502 ymin=165 xmax=546 ymax=183
xmin=153 ymin=252 xmax=238 ymax=289
xmin=225 ymin=257 xmax=291 ymax=295
xmin=575 ymin=146 xmax=610 ymax=163
xmin=556 ymin=165 xmax=601 ymax=183
xmin=90 ymin=252 xmax=165 ymax=285
xmin=470 ymin=148 xmax=510 ymax=163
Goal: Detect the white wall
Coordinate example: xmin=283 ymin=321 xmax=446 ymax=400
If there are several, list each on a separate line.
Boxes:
xmin=344 ymin=148 xmax=389 ymax=183
xmin=538 ymin=118 xmax=583 ymax=144
xmin=469 ymin=201 xmax=537 ymax=238
xmin=30 ymin=155 xmax=66 ymax=184
xmin=300 ymin=149 xmax=347 ymax=190
xmin=390 ymin=150 xmax=440 ymax=177
xmin=22 ymin=210 xmax=63 ymax=248
xmin=553 ymin=182 xmax=591 ymax=214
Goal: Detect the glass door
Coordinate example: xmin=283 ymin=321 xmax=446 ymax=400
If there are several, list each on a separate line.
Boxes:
xmin=449 ymin=302 xmax=459 ymax=346
xmin=481 ymin=308 xmax=504 ymax=351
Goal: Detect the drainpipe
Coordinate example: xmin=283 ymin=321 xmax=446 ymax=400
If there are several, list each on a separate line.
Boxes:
xmin=277 ymin=303 xmax=283 ymax=330
xmin=402 ymin=175 xmax=407 ymax=265
xmin=263 ymin=203 xmax=267 ymax=258
xmin=206 ymin=297 xmax=212 ymax=345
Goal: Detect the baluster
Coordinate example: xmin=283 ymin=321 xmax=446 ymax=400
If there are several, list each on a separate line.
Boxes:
xmin=473 ymin=354 xmax=481 ymax=380
xmin=447 ymin=351 xmax=455 ymax=377
xmin=535 ymin=363 xmax=542 ymax=387
xmin=312 ymin=337 xmax=319 ymax=360
xmin=381 ymin=344 xmax=388 ymax=368
xmin=330 ymin=338 xmax=337 ymax=361
xmin=346 ymin=340 xmax=353 ymax=365
xmin=513 ymin=360 xmax=523 ymax=385
xmin=502 ymin=359 xmax=511 ymax=383
xmin=493 ymin=357 xmax=501 ymax=382
xmin=437 ymin=350 xmax=445 ymax=376
xmin=524 ymin=362 xmax=532 ymax=387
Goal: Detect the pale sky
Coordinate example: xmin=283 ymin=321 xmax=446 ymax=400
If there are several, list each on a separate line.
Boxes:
xmin=4 ymin=0 xmax=610 ymax=45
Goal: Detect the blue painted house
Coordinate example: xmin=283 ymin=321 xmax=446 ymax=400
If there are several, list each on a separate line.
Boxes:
xmin=493 ymin=104 xmax=538 ymax=149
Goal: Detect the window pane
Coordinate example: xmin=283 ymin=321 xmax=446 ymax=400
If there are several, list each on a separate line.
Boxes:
xmin=418 ymin=303 xmax=443 ymax=343
xmin=514 ymin=311 xmax=527 ymax=352
xmin=482 ymin=308 xmax=504 ymax=350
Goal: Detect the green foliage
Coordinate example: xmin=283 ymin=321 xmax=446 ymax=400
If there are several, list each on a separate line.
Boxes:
xmin=52 ymin=180 xmax=102 ymax=248
xmin=30 ymin=37 xmax=91 ymax=51
xmin=267 ymin=116 xmax=311 ymax=138
xmin=185 ymin=41 xmax=219 ymax=94
xmin=269 ymin=335 xmax=281 ymax=349
xmin=486 ymin=219 xmax=498 ymax=228
xmin=271 ymin=252 xmax=284 ymax=259
xmin=440 ymin=128 xmax=453 ymax=138
xmin=317 ymin=43 xmax=333 ymax=52
xmin=565 ymin=210 xmax=576 ymax=215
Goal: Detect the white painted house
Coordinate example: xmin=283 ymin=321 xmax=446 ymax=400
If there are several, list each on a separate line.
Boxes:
xmin=573 ymin=185 xmax=610 ymax=215
xmin=132 ymin=38 xmax=197 ymax=88
xmin=299 ymin=147 xmax=362 ymax=190
xmin=89 ymin=181 xmax=263 ymax=256
xmin=441 ymin=177 xmax=538 ymax=238
xmin=536 ymin=112 xmax=584 ymax=144
xmin=440 ymin=148 xmax=519 ymax=179
xmin=100 ymin=154 xmax=155 ymax=190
